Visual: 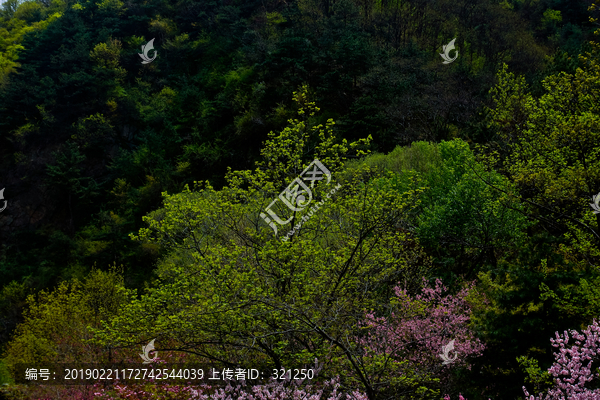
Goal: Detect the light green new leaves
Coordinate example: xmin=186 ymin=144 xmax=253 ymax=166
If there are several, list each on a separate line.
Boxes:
xmin=228 ymin=84 xmax=372 ymax=193
xmin=490 ymin=62 xmax=600 ymax=208
xmin=489 ymin=60 xmax=600 ymax=265
xmin=0 ymin=8 xmax=62 ymax=87
xmin=93 ymin=87 xmax=430 ymax=397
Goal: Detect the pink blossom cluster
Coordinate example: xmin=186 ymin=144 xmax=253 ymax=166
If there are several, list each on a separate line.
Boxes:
xmin=93 ymin=376 xmax=369 ymax=400
xmin=523 ymin=320 xmax=600 ymax=400
xmin=359 ymin=278 xmax=485 ymax=370
xmin=443 ymin=395 xmax=468 ymax=400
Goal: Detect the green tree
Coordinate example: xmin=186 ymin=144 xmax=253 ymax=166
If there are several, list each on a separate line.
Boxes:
xmin=46 ymin=142 xmax=101 ymax=231
xmin=416 ymin=140 xmax=529 ymax=276
xmin=3 ymin=267 xmax=134 ymax=367
xmin=92 ymin=87 xmax=434 ymax=399
xmin=463 ymin=38 xmax=600 ymax=398
xmin=489 ymin=57 xmax=600 ymax=267
xmin=345 ymin=140 xmax=529 ymax=277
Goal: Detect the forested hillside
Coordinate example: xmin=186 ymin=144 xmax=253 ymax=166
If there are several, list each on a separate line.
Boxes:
xmin=0 ymin=0 xmax=599 ymax=399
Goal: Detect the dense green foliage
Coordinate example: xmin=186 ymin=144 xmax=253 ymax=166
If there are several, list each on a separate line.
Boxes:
xmin=1 ymin=0 xmax=600 ymax=398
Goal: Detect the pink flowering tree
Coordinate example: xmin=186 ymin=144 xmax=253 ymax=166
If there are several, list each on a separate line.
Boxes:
xmin=35 ymin=279 xmax=484 ymax=400
xmin=523 ymin=319 xmax=600 ymax=400
xmin=354 ymin=278 xmax=485 ymax=398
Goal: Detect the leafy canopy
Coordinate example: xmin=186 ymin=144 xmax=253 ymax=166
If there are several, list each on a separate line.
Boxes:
xmin=92 ymin=86 xmax=432 ymax=399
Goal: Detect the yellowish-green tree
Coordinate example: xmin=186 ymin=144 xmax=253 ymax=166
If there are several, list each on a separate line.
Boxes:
xmin=488 ymin=53 xmax=600 ymax=267
xmin=91 ymin=86 xmax=434 ymax=399
xmin=3 ymin=267 xmax=134 ymax=367
xmin=481 ymin=28 xmax=600 ymax=364
xmin=0 ymin=2 xmax=62 ymax=87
